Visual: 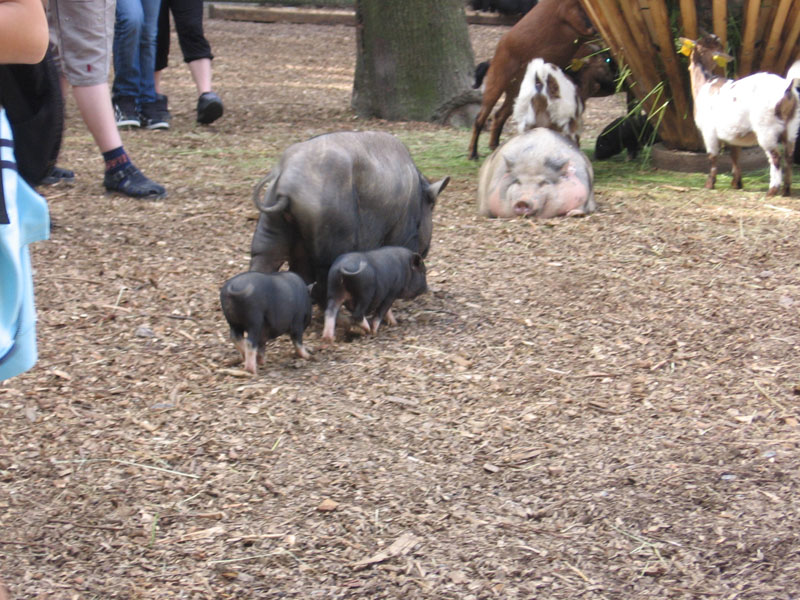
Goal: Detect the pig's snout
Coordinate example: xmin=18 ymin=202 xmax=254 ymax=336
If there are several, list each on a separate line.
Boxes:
xmin=513 ymin=199 xmax=535 ymax=216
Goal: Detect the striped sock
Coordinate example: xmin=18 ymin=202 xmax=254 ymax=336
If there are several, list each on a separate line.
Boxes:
xmin=103 ymin=146 xmax=130 ymax=176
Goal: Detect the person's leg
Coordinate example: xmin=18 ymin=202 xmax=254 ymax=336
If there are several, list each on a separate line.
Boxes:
xmin=112 ymin=0 xmax=144 ymax=105
xmin=171 ymin=0 xmax=222 ymax=123
xmin=138 ymin=0 xmax=170 ymax=129
xmin=154 ymin=0 xmax=170 ymax=95
xmin=48 ymin=0 xmax=167 ymax=197
xmin=137 ymin=0 xmax=160 ymax=105
xmin=71 ymin=83 xmax=123 ymax=152
xmin=188 ymin=56 xmax=212 ymax=94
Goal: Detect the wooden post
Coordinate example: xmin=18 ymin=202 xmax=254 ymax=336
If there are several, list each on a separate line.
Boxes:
xmin=738 ymin=0 xmax=762 ymax=75
xmin=776 ymin=3 xmax=800 ymax=73
xmin=761 ymin=0 xmax=794 ymax=73
xmin=679 ymin=0 xmax=697 ymax=39
xmin=712 ymin=0 xmax=727 ymax=48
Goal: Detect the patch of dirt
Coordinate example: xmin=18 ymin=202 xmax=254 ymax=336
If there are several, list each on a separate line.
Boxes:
xmin=2 ymin=17 xmax=800 ymax=600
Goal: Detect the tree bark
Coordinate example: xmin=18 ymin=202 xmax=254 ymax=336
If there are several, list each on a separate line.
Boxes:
xmin=352 ymin=0 xmax=476 ymax=122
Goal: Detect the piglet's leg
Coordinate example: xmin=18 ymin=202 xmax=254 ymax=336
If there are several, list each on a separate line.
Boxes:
xmin=243 ymin=343 xmax=259 ymax=375
xmin=292 ymin=339 xmax=311 ymax=360
xmin=232 ymin=333 xmax=247 ymax=360
xmin=385 ymin=308 xmax=397 ymax=327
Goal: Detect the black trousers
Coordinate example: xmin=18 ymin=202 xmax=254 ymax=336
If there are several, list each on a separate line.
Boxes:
xmin=155 ymin=0 xmax=213 ymax=71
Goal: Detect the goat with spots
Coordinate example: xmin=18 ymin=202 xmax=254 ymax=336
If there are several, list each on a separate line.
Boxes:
xmin=680 ymin=35 xmax=800 ymax=196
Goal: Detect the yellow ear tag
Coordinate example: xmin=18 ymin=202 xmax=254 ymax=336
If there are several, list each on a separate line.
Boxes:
xmin=712 ymin=53 xmax=730 ymax=68
xmin=678 ymin=38 xmax=695 ymax=56
xmin=569 ymin=58 xmax=585 ymax=71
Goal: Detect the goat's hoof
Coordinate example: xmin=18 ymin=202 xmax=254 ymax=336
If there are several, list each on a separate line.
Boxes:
xmin=766 ymin=187 xmax=779 ymax=197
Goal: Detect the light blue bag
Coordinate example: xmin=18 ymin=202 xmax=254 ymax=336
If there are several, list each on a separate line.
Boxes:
xmin=0 ymin=107 xmax=50 ymax=380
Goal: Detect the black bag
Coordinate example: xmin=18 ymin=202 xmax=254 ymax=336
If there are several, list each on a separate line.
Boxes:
xmin=0 ymin=46 xmax=64 ymax=187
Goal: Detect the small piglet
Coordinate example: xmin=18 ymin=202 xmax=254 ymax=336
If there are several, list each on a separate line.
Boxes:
xmin=322 ymin=247 xmax=427 ymax=342
xmin=220 ymin=271 xmax=312 ymax=374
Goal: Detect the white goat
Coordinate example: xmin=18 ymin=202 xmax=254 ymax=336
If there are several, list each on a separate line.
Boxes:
xmin=512 ymin=58 xmax=583 ymax=144
xmin=680 ymin=35 xmax=800 ymax=196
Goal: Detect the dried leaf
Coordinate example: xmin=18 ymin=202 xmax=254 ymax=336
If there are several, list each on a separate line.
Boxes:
xmin=317 ymin=498 xmax=339 ymax=512
xmin=352 ymin=533 xmax=421 ymax=570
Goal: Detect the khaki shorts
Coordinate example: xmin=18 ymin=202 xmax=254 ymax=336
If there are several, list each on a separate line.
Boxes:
xmin=47 ymin=0 xmax=115 ymax=87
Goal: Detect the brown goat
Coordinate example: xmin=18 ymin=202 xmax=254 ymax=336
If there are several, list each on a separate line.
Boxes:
xmin=467 ymin=0 xmax=595 ymax=160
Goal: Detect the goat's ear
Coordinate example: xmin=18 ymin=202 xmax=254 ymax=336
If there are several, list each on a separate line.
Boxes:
xmin=677 ymin=38 xmax=695 ymax=56
xmin=712 ymin=52 xmax=733 ymax=67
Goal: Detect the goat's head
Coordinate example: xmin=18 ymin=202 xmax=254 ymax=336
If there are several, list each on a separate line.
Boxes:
xmin=567 ymin=43 xmax=618 ymax=100
xmin=678 ymin=35 xmax=732 ymax=77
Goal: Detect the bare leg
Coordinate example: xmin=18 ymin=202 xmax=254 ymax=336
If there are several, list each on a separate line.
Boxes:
xmin=188 ymin=58 xmax=213 ymax=95
xmin=71 ymin=83 xmax=123 ymax=153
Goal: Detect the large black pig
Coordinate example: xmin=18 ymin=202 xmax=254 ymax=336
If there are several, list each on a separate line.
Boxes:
xmin=249 ymin=131 xmax=449 ymax=304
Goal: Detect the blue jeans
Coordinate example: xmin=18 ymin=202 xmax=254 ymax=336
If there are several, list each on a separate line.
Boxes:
xmin=112 ymin=0 xmax=161 ymax=106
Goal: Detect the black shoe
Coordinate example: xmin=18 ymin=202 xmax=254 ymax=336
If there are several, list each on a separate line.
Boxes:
xmin=113 ymin=96 xmax=140 ymax=128
xmin=103 ymin=163 xmax=166 ymax=199
xmin=140 ymin=94 xmax=171 ymax=130
xmin=40 ymin=166 xmax=76 ymax=186
xmin=197 ymin=91 xmax=223 ymax=124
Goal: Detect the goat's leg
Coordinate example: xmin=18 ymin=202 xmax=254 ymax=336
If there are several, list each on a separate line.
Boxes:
xmin=488 ymin=78 xmax=522 ymax=151
xmin=706 ymin=153 xmax=718 ymax=189
xmin=468 ymin=102 xmax=493 ymax=161
xmin=469 ymin=69 xmax=510 ymax=160
xmin=783 ymin=139 xmax=793 ymax=196
xmin=489 ymin=92 xmax=518 ymax=151
xmin=766 ymin=148 xmax=782 ymax=197
xmin=729 ymin=146 xmax=743 ymax=189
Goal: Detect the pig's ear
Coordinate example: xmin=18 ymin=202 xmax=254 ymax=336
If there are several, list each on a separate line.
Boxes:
xmin=411 ymin=253 xmax=425 ymax=270
xmin=429 ymin=177 xmax=450 ymax=198
xmin=502 ymin=155 xmax=515 ymax=172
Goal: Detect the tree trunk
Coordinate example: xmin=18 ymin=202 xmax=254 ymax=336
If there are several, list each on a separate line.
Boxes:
xmin=352 ymin=0 xmax=476 ymax=122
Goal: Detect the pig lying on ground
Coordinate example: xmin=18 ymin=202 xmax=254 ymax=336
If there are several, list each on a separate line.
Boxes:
xmin=249 ymin=131 xmax=449 ymax=305
xmin=321 ymin=247 xmax=427 ymax=342
xmin=478 ymin=128 xmax=595 ymax=218
xmin=594 ymin=114 xmax=658 ymax=160
xmin=220 ymin=271 xmax=312 ymax=374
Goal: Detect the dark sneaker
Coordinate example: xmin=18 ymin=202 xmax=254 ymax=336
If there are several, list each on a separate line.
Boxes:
xmin=40 ymin=166 xmax=76 ymax=186
xmin=103 ymin=163 xmax=167 ymax=199
xmin=140 ymin=94 xmax=171 ymax=130
xmin=197 ymin=91 xmax=223 ymax=124
xmin=113 ymin=96 xmax=140 ymax=128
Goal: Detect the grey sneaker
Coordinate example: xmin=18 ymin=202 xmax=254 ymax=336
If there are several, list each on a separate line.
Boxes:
xmin=113 ymin=96 xmax=140 ymax=128
xmin=140 ymin=94 xmax=171 ymax=130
